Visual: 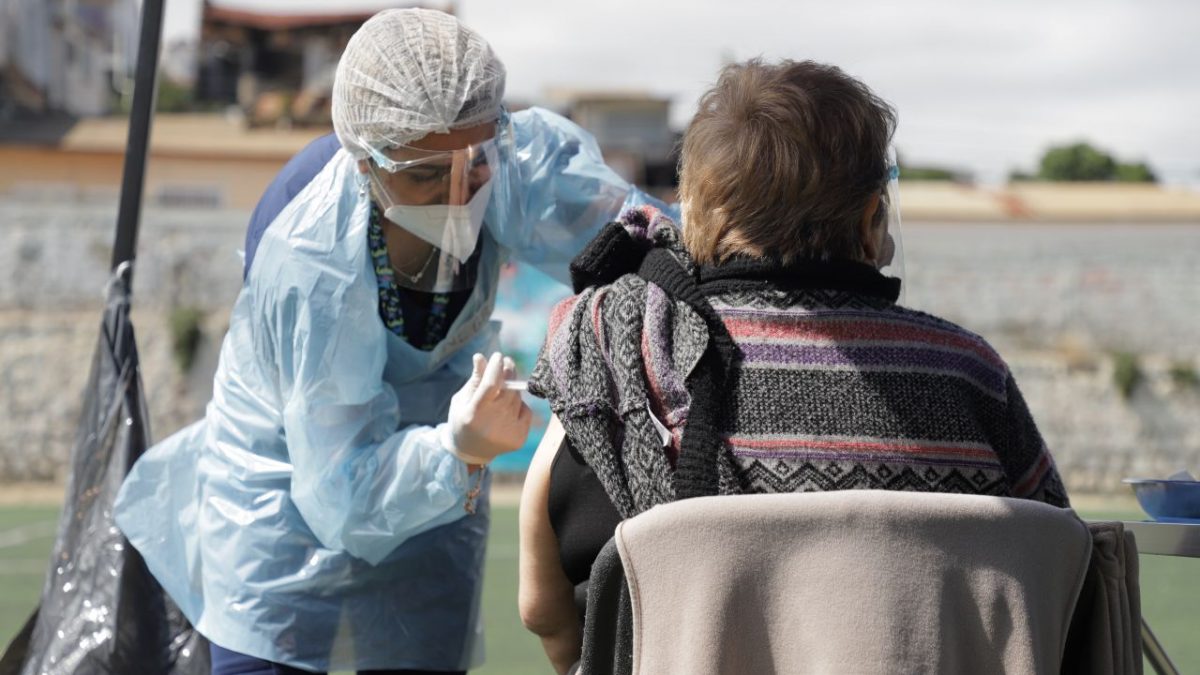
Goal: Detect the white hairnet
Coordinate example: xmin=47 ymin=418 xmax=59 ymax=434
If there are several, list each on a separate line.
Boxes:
xmin=332 ymin=8 xmax=506 ymax=158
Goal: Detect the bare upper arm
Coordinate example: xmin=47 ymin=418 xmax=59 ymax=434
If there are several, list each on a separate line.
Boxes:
xmin=518 ymin=415 xmax=575 ymax=633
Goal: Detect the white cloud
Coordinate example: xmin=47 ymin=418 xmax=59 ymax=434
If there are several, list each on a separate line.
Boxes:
xmin=163 ymin=0 xmax=1200 ymax=185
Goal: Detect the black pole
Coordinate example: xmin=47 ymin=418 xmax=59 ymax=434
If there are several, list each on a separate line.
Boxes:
xmin=110 ymin=0 xmax=166 ymax=280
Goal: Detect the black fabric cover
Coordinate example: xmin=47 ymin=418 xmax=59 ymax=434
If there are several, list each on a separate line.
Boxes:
xmin=576 ymin=539 xmax=634 ymax=675
xmin=0 ymin=273 xmax=208 ymax=675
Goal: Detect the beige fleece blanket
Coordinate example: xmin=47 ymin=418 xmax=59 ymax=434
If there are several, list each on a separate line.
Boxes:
xmin=613 ymin=490 xmax=1093 ymax=675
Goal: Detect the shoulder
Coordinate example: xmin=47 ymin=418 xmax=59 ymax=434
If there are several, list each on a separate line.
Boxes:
xmin=245 ymin=133 xmax=342 ymax=277
xmin=895 ymin=304 xmax=1001 ymax=350
xmin=510 ymin=107 xmax=585 ymax=139
xmin=885 ymin=304 xmax=1012 ymax=378
xmin=538 ymin=274 xmax=655 ymax=380
xmin=274 ymin=133 xmax=343 ymax=195
xmin=507 ymin=107 xmax=604 ymax=167
xmin=244 ymin=151 xmax=372 ymax=321
xmin=252 ymin=150 xmax=365 ymax=271
xmin=546 ymin=294 xmax=585 ymax=339
xmin=546 ymin=275 xmax=643 ymax=337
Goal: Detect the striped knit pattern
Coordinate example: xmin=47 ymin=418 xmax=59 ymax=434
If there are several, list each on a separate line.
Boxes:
xmin=702 ymin=287 xmax=1064 ymax=503
xmin=530 ymin=210 xmax=1068 ymax=516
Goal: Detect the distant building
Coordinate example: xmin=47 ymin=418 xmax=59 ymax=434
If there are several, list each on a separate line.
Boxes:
xmin=0 ymin=0 xmax=140 ymax=118
xmin=195 ymin=1 xmax=447 ymax=128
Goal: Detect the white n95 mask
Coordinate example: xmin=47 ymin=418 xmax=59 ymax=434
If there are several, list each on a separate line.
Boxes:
xmin=383 ymin=175 xmax=494 ymax=265
xmin=362 ymin=131 xmax=503 ymax=292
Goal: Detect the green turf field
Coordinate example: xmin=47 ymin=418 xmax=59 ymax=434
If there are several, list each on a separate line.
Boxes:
xmin=0 ymin=505 xmax=55 ymax=652
xmin=1 ymin=501 xmax=1195 ymax=673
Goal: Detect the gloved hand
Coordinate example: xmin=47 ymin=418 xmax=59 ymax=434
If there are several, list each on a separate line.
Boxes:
xmin=446 ymin=352 xmax=533 ymax=465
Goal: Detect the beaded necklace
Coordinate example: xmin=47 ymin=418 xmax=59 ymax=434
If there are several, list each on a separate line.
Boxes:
xmin=367 ymin=203 xmax=452 ymax=351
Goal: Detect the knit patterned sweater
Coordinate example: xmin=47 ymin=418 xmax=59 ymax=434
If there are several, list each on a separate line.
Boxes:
xmin=528 ymin=208 xmax=1069 ymax=518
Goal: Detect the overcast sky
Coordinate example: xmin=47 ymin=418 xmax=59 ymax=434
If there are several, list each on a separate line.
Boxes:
xmin=164 ymin=0 xmax=1200 ymax=185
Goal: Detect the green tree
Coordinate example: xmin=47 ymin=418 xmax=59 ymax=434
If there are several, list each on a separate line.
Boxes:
xmin=1115 ymin=161 xmax=1157 ymax=183
xmin=116 ymin=78 xmax=197 ymax=114
xmin=1038 ymin=142 xmax=1117 ymax=181
xmin=1032 ymin=142 xmax=1158 ymax=183
xmin=155 ymin=80 xmax=195 ymax=113
xmin=900 ymin=166 xmax=958 ymax=181
xmin=895 ymin=151 xmax=970 ymax=182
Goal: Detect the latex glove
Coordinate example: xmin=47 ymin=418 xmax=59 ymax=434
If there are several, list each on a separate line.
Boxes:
xmin=446 ymin=352 xmax=533 ymax=465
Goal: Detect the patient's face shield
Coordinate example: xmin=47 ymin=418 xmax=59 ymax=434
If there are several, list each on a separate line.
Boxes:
xmin=876 ymin=148 xmax=905 ymax=300
xmin=361 ymin=114 xmax=510 ymax=292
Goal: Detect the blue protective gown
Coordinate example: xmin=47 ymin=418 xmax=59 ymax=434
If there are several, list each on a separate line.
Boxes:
xmin=114 ymin=107 xmax=676 ymax=672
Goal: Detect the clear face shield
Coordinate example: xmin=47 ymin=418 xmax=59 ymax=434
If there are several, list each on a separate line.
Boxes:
xmin=876 ymin=148 xmax=906 ymax=301
xmin=361 ymin=118 xmax=507 ymax=292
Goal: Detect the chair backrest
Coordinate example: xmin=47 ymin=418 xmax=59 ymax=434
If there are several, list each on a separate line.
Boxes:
xmin=606 ymin=490 xmax=1093 ymax=675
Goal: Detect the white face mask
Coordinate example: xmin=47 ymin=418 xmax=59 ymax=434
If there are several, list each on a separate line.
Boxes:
xmin=383 ymin=177 xmax=494 ymax=264
xmin=878 ymin=231 xmax=896 ymax=268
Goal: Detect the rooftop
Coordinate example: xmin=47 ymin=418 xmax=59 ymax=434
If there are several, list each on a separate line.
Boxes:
xmin=202 ymin=1 xmax=443 ymax=30
xmin=8 ymin=113 xmax=331 ymax=160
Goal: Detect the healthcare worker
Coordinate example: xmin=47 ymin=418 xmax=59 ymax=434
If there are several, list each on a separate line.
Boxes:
xmin=114 ymin=9 xmax=673 ymax=675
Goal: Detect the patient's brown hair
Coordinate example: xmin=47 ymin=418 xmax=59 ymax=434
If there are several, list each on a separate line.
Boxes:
xmin=678 ymin=59 xmax=897 ymax=265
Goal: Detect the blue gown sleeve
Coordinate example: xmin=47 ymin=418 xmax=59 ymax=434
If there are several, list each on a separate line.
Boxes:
xmin=258 ymin=275 xmax=471 ymax=565
xmin=228 ymin=153 xmax=474 ymax=566
xmin=485 ymin=107 xmax=680 ymax=285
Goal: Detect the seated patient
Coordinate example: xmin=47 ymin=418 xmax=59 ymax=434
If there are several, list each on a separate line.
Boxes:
xmin=518 ymin=58 xmax=1069 ymax=673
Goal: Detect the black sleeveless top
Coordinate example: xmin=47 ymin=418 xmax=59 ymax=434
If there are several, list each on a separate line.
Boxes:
xmin=548 ymin=438 xmax=621 ymax=588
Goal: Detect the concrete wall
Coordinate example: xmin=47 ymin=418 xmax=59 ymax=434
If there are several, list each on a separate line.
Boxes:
xmin=1 ymin=202 xmax=1197 ymax=491
xmin=0 ymin=201 xmax=242 ymax=480
xmin=903 ymin=223 xmax=1200 ymax=359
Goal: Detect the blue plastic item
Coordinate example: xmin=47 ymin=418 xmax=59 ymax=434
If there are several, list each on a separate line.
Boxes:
xmin=1124 ymin=478 xmax=1200 ymax=523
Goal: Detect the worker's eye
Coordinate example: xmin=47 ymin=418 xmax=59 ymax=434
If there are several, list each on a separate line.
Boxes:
xmin=404 ymin=167 xmax=450 ymax=185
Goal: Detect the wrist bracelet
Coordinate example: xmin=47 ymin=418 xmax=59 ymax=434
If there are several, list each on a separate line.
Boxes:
xmin=465 ymin=465 xmax=487 ymax=514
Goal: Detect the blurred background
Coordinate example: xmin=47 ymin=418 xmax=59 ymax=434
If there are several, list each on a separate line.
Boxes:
xmin=0 ymin=0 xmax=1197 ymax=672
